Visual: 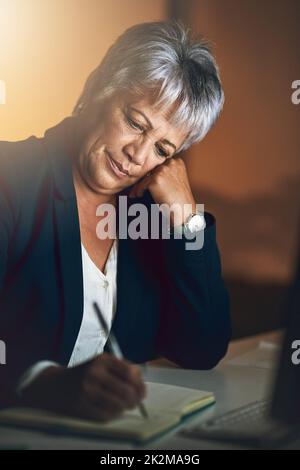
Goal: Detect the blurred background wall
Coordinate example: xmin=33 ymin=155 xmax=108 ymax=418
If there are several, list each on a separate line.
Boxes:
xmin=0 ymin=0 xmax=166 ymax=139
xmin=1 ymin=0 xmax=299 ymax=338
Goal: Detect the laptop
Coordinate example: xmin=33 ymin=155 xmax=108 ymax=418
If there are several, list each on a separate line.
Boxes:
xmin=180 ymin=249 xmax=300 ymax=448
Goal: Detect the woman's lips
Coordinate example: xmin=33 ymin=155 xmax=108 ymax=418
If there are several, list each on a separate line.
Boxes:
xmin=106 ymin=151 xmax=129 ymax=179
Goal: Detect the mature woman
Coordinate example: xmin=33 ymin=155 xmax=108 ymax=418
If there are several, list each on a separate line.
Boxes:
xmin=0 ymin=21 xmax=231 ymax=421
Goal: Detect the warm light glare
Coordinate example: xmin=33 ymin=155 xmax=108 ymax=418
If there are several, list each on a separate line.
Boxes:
xmin=0 ymin=0 xmax=165 ymax=141
xmin=0 ymin=0 xmax=32 ymax=48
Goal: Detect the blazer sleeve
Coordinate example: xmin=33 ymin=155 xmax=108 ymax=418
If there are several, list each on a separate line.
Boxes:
xmin=155 ymin=213 xmax=231 ymax=369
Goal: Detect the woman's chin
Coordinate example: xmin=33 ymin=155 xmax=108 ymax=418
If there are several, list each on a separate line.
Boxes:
xmin=91 ymin=173 xmax=126 ymax=195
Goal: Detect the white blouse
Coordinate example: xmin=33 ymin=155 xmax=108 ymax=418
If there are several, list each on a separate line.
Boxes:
xmin=68 ymin=240 xmax=118 ymax=366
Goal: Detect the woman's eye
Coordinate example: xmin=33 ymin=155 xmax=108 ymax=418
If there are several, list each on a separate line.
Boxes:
xmin=156 ymin=146 xmax=169 ymax=158
xmin=125 ymin=112 xmax=169 ymax=158
xmin=126 ymin=115 xmax=144 ymax=132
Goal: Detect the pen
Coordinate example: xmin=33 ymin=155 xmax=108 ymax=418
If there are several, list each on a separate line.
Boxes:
xmin=93 ymin=302 xmax=149 ymax=419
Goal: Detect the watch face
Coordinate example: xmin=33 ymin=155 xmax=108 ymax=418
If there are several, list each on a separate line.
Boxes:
xmin=186 ymin=214 xmax=206 ymax=233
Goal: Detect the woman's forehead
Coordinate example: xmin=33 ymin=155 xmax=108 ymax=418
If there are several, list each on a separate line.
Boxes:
xmin=119 ymin=92 xmax=188 ymax=143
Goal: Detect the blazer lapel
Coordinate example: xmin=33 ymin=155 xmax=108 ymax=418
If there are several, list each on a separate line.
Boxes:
xmin=52 ymin=196 xmax=83 ymax=365
xmin=44 ymin=118 xmax=84 ymax=365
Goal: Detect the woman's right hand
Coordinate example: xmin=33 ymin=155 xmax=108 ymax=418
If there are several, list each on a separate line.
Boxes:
xmin=19 ymin=352 xmax=147 ymax=422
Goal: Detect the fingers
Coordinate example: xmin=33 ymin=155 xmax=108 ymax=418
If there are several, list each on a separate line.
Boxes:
xmin=93 ymin=369 xmax=145 ymax=409
xmin=74 ymin=353 xmax=147 ymax=421
xmin=81 ymin=378 xmax=126 ymax=414
xmin=99 ymin=354 xmax=146 ymax=401
xmin=77 ymin=393 xmax=124 ymax=423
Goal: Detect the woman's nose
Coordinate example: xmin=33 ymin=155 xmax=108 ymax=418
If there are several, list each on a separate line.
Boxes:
xmin=123 ymin=143 xmax=149 ymax=167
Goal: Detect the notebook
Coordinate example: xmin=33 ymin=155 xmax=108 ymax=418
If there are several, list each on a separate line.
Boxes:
xmin=0 ymin=382 xmax=215 ymax=443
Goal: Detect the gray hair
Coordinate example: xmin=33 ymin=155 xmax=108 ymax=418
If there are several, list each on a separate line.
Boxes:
xmin=72 ymin=21 xmax=224 ymax=152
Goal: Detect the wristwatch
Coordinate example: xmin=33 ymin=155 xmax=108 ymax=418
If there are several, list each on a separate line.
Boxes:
xmin=172 ymin=212 xmax=206 ymax=237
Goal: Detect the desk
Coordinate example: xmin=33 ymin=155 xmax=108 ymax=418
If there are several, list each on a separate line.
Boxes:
xmin=0 ymin=330 xmax=298 ymax=450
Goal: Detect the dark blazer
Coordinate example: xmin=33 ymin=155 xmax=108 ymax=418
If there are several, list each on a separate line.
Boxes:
xmin=0 ymin=117 xmax=231 ymax=407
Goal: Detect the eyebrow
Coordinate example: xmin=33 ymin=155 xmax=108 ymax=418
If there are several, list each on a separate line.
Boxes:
xmin=128 ymin=106 xmax=177 ymax=151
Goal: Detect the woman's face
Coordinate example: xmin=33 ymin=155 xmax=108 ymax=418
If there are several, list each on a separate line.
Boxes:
xmin=76 ymin=92 xmax=188 ymax=195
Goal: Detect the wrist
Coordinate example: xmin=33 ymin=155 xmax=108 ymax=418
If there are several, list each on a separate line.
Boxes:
xmin=169 ymin=201 xmax=197 ymax=228
xmin=169 ymin=209 xmax=206 ymax=237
